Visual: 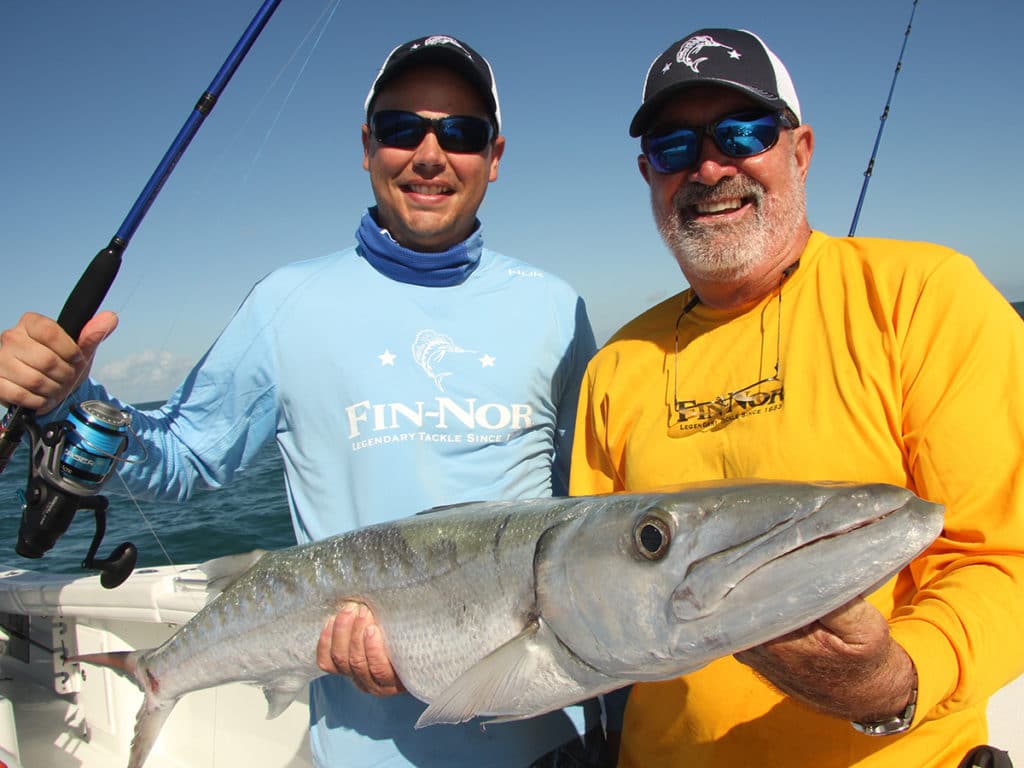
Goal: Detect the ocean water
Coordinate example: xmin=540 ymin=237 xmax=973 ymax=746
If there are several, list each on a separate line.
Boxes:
xmin=2 ymin=301 xmax=1022 ymax=577
xmin=0 ymin=404 xmax=296 ymax=576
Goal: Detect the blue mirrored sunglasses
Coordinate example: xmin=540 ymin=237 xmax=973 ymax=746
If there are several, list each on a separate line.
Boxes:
xmin=370 ymin=110 xmax=495 ymax=154
xmin=642 ymin=110 xmax=793 ymax=174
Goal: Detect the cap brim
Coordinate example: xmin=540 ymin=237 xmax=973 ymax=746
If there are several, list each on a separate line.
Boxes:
xmin=368 ymin=48 xmax=499 ymax=128
xmin=629 ymin=80 xmax=791 ymax=137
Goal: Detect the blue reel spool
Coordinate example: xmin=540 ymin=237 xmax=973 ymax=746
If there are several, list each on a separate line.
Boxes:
xmin=60 ymin=401 xmax=131 ymax=487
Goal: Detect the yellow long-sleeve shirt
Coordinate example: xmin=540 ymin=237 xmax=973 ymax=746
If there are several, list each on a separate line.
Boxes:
xmin=570 ymin=231 xmax=1024 ymax=767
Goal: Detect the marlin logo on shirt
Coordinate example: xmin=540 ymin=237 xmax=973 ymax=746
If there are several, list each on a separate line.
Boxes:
xmin=412 ymin=330 xmax=476 ymax=392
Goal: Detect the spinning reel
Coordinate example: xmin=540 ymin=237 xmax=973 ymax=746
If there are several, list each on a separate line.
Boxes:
xmin=7 ymin=400 xmax=138 ymax=588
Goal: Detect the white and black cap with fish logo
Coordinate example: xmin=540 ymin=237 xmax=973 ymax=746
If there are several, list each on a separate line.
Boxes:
xmin=629 ymin=27 xmax=801 ymax=137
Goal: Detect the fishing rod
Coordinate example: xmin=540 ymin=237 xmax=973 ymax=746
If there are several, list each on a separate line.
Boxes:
xmin=0 ymin=0 xmax=284 ymax=588
xmin=848 ymin=0 xmax=919 ymax=236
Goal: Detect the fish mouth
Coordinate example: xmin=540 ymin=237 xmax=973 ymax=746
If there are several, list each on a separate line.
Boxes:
xmin=671 ymin=497 xmax=928 ymax=622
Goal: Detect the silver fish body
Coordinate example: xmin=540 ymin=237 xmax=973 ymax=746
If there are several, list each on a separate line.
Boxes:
xmin=74 ymin=480 xmax=943 ymax=768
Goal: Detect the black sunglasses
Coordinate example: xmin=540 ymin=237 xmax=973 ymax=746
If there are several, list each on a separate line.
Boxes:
xmin=642 ymin=110 xmax=793 ymax=174
xmin=370 ymin=110 xmax=495 ymax=154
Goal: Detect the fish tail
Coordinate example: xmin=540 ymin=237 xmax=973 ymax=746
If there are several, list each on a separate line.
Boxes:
xmin=128 ymin=700 xmax=177 ymax=768
xmin=71 ymin=650 xmax=178 ymax=768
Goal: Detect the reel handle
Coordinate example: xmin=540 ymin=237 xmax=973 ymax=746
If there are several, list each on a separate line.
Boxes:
xmin=81 ymin=501 xmax=138 ymax=589
xmin=87 ymin=542 xmax=139 ymax=590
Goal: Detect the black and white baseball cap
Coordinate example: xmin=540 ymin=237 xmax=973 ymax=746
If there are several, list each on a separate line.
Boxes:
xmin=629 ymin=28 xmax=801 ymax=137
xmin=365 ymin=35 xmax=502 ymax=131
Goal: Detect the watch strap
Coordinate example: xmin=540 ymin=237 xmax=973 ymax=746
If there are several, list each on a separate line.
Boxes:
xmin=851 ymin=686 xmax=917 ymax=736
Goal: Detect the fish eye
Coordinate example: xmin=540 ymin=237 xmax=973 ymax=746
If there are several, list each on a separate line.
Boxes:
xmin=634 ymin=514 xmax=672 ymax=560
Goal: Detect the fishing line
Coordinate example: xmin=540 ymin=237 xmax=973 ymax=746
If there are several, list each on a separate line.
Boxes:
xmin=197 ymin=0 xmax=345 ymax=192
xmin=120 ymin=0 xmax=344 ymax=405
xmin=121 ymin=0 xmax=344 ymax=355
xmin=93 ymin=1 xmax=344 ymax=571
xmin=244 ymin=0 xmax=345 ymax=183
xmin=112 ymin=471 xmax=181 ymax=570
xmin=138 ymin=1 xmax=344 ymax=568
xmin=848 ymin=0 xmax=919 ymax=236
xmin=0 ymin=0 xmax=287 ymax=586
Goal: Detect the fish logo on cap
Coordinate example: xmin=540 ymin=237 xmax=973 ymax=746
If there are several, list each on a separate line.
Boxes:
xmin=677 ymin=34 xmax=742 ymax=74
xmin=418 ymin=35 xmax=470 ymax=56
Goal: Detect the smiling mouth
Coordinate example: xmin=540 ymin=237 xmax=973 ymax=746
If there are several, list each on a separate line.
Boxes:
xmin=677 ymin=176 xmax=763 ymax=221
xmin=689 ymin=197 xmax=750 ymax=217
xmin=404 ymin=183 xmax=454 ymax=196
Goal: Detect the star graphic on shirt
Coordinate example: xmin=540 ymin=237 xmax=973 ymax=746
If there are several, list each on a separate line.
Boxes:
xmin=378 ymin=349 xmax=396 ymax=366
xmin=479 ymin=354 xmax=496 ymax=368
xmin=728 ymin=50 xmax=742 ymax=60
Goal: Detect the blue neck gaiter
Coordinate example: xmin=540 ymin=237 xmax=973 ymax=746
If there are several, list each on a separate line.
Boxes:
xmin=356 ymin=208 xmax=482 ymax=287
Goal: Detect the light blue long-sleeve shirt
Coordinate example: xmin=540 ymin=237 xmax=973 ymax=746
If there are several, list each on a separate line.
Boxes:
xmin=69 ymin=211 xmax=599 ymax=767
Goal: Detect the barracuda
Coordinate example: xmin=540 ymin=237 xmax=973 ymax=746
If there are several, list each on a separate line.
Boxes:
xmin=72 ymin=479 xmax=943 ymax=768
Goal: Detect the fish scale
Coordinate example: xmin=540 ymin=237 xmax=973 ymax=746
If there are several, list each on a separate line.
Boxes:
xmin=362 ymin=502 xmax=581 ymax=695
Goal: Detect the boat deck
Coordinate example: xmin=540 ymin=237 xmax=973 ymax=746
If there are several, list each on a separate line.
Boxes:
xmin=0 ymin=564 xmax=313 ymax=767
xmin=0 ymin=661 xmax=313 ymax=767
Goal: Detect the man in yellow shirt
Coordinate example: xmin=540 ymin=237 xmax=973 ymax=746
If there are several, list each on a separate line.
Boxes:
xmin=571 ymin=27 xmax=1024 ymax=768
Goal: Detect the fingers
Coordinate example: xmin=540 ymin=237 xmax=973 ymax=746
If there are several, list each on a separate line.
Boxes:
xmin=316 ymin=602 xmax=404 ymax=697
xmin=0 ymin=311 xmax=117 ymax=413
xmin=24 ymin=311 xmax=84 ymax=360
xmin=736 ymin=598 xmax=882 ymax=663
xmin=362 ymin=621 xmax=405 ymax=695
xmin=816 ymin=598 xmax=886 ymax=647
xmin=0 ymin=313 xmax=80 ymax=412
xmin=317 ymin=602 xmax=358 ymax=676
xmin=77 ymin=311 xmax=119 ymax=359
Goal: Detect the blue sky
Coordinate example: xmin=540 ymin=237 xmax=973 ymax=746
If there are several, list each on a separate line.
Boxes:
xmin=2 ymin=0 xmax=1021 ymax=403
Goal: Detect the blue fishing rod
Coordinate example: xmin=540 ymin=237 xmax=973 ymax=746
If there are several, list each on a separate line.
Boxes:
xmin=849 ymin=0 xmax=919 ymax=236
xmin=0 ymin=0 xmax=284 ymax=587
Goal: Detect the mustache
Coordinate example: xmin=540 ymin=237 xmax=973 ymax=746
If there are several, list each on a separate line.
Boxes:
xmin=672 ymin=176 xmax=765 ymax=210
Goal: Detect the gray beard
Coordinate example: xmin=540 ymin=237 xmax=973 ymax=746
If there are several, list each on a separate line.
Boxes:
xmin=656 ymin=159 xmax=807 ymax=283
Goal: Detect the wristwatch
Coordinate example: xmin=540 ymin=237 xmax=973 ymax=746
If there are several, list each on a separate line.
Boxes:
xmin=850 ymin=686 xmax=917 ymax=736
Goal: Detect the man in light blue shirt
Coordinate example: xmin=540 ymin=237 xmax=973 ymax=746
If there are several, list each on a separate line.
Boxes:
xmin=0 ymin=35 xmax=601 ymax=767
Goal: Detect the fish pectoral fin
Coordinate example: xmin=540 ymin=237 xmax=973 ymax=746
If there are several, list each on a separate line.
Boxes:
xmin=261 ymin=675 xmax=308 ymax=719
xmin=194 ymin=549 xmax=269 ymax=594
xmin=415 ymin=619 xmax=555 ymax=729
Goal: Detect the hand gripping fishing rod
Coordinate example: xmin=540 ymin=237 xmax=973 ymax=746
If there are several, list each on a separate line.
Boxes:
xmin=0 ymin=0 xmax=284 ymax=588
